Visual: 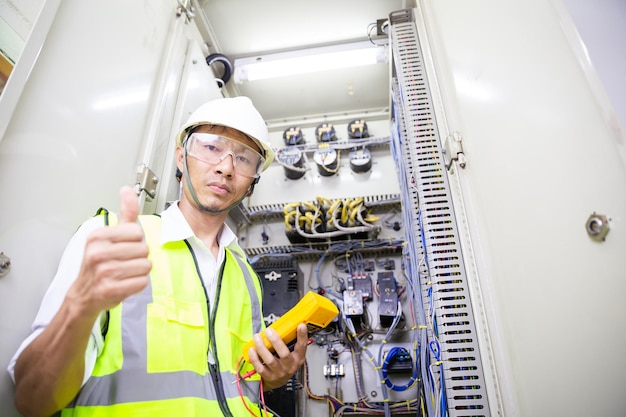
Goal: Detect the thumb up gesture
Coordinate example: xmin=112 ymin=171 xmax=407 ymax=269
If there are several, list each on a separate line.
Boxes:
xmin=69 ymin=186 xmax=152 ymax=315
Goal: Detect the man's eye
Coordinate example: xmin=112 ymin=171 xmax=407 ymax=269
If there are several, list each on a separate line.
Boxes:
xmin=236 ymin=155 xmax=251 ymax=165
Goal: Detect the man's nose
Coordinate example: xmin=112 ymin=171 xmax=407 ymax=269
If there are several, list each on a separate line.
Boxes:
xmin=215 ymin=151 xmax=236 ymax=174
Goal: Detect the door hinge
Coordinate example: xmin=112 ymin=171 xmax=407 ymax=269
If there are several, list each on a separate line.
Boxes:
xmin=443 ymin=131 xmax=466 ymax=170
xmin=135 ymin=164 xmax=159 ymax=199
xmin=176 ymin=0 xmax=195 ymax=21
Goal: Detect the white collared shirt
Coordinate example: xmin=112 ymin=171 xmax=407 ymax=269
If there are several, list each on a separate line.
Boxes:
xmin=7 ymin=202 xmax=242 ymax=384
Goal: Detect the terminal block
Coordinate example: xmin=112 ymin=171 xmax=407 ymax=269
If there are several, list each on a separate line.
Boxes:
xmin=323 ymin=363 xmax=345 ymax=377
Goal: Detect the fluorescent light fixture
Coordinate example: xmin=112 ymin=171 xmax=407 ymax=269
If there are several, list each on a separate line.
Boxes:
xmin=233 ymin=41 xmax=386 ymax=83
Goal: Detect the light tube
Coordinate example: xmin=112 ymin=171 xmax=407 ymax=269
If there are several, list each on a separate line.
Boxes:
xmin=233 ymin=41 xmax=386 ymax=83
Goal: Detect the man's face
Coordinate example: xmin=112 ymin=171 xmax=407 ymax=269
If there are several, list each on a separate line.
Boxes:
xmin=176 ymin=124 xmax=261 ymax=213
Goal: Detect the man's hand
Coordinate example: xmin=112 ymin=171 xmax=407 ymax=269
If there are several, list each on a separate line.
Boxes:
xmin=67 ymin=186 xmax=152 ymax=315
xmin=247 ymin=323 xmax=309 ymax=391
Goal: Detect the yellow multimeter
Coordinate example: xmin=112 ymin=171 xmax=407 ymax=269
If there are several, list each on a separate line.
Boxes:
xmin=242 ymin=291 xmax=339 ymax=362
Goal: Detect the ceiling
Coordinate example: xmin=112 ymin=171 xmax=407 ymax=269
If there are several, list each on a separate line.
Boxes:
xmin=198 ymin=0 xmax=410 ymax=126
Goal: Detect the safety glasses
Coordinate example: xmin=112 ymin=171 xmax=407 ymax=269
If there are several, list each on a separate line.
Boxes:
xmin=184 ymin=133 xmax=265 ymax=178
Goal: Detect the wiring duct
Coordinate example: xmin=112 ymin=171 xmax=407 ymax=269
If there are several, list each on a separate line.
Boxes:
xmin=391 ymin=107 xmax=441 ymax=417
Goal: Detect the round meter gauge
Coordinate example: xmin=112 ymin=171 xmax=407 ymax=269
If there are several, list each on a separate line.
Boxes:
xmin=313 ymin=147 xmax=339 ymax=176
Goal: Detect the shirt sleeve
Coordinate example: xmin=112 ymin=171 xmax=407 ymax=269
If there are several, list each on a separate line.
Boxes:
xmin=7 ymin=216 xmax=107 ymax=385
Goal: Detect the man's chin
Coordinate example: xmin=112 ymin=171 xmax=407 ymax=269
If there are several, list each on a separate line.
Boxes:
xmin=197 ymin=198 xmax=243 ymax=214
xmin=198 ymin=204 xmax=227 ymax=214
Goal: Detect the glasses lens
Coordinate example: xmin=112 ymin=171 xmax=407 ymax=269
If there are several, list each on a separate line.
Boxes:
xmin=186 ymin=133 xmax=264 ymax=177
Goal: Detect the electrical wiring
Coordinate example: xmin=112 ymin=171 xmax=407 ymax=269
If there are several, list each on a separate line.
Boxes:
xmin=316 ymin=195 xmax=332 ymax=211
xmin=314 ymin=250 xmax=342 ymax=300
xmin=282 ymin=136 xmax=391 ymax=154
xmin=334 ymin=398 xmax=420 ymax=416
xmin=342 ymin=314 xmax=395 ymax=417
xmin=303 ymin=360 xmax=345 ymax=414
xmin=366 ymin=20 xmax=389 ymax=47
xmin=426 ymin=282 xmax=448 ymax=417
xmin=376 ymin=301 xmax=405 ymax=417
xmin=380 ymin=346 xmax=418 ymax=392
xmin=375 ymin=302 xmax=419 ymax=393
xmin=319 ymin=149 xmax=341 ymax=174
xmin=401 ymin=258 xmax=421 ymax=339
xmin=308 ymin=205 xmax=324 ymax=233
xmin=235 ymin=357 xmax=269 ymax=417
xmin=283 ymin=202 xmax=302 ymax=214
xmin=348 ymin=348 xmax=367 ymax=406
xmin=391 ymin=122 xmax=441 ymax=417
xmin=353 ymin=252 xmax=364 ymax=276
xmin=325 ymin=198 xmax=343 ymax=230
xmin=341 ymin=323 xmax=385 ymax=412
xmin=294 ymin=207 xmax=377 ymax=240
xmin=281 ymin=240 xmax=399 ymax=296
xmin=248 ymin=252 xmax=301 ymax=266
xmin=340 ymin=198 xmax=352 ymax=225
xmin=304 ymin=211 xmax=323 ymax=233
xmin=302 ymin=201 xmax=318 ymax=213
xmin=360 ymin=208 xmax=381 ymax=225
xmin=348 ymin=203 xmax=362 ymax=226
xmin=329 ymin=211 xmax=378 ymax=235
xmin=302 ymin=245 xmax=430 ymax=417
xmin=259 ymin=379 xmax=269 ymax=417
xmin=429 ymin=339 xmax=447 ymax=417
xmin=332 ymin=254 xmax=350 ymax=275
xmin=401 ymin=260 xmax=425 ymax=407
xmin=236 ymin=358 xmax=290 ymax=417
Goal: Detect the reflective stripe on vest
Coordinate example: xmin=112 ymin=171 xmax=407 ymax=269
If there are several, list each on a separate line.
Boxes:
xmin=63 ymin=213 xmax=265 ymax=416
xmin=232 ymin=251 xmax=264 ymax=337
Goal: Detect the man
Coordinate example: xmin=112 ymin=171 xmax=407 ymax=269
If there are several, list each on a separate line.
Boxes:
xmin=9 ymin=96 xmax=308 ymax=416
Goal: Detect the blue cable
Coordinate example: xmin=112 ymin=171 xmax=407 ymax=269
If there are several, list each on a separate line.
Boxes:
xmin=381 ymin=347 xmax=418 ymax=392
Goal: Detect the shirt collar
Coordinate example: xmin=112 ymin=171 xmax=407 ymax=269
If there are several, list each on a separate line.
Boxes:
xmin=160 ymin=201 xmax=238 ymax=250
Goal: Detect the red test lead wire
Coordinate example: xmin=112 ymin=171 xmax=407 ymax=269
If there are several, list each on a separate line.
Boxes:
xmin=241 ymin=369 xmax=257 ymax=380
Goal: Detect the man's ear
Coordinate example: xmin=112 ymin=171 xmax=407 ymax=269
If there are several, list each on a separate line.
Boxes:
xmin=175 ymin=146 xmax=184 ymax=172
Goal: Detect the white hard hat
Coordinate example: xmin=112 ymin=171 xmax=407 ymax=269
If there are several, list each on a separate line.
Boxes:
xmin=175 ymin=96 xmax=275 ymax=171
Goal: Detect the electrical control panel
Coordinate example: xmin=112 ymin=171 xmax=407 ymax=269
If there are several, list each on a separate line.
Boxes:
xmin=233 ymin=113 xmax=422 ymax=416
xmin=228 ymin=14 xmax=488 ymax=416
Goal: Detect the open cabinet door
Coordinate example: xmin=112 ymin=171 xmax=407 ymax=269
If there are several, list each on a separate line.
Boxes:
xmin=390 ymin=1 xmax=626 ymax=416
xmin=0 ymin=1 xmax=223 ymax=414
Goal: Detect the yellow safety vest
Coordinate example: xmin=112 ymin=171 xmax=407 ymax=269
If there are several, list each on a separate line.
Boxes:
xmin=62 ymin=213 xmax=267 ymax=416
